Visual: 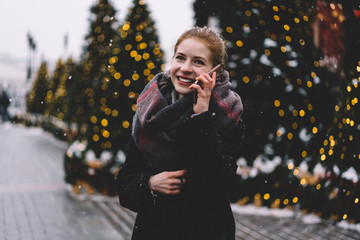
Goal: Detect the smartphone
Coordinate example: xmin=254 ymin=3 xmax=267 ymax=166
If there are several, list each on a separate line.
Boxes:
xmin=194 ymin=64 xmax=222 ymax=85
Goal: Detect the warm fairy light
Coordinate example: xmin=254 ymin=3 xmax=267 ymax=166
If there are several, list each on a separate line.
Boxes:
xmin=122 ymin=121 xmax=130 ymax=128
xmin=135 ymin=55 xmax=142 ymax=61
xmin=263 ymin=193 xmax=270 ymax=200
xmin=130 ymin=50 xmax=137 ymax=57
xmin=278 ymin=109 xmax=285 ymax=117
xmin=124 ymin=79 xmax=131 ymax=86
xmin=135 ymin=35 xmax=143 ymax=42
xmin=243 ymin=76 xmax=250 ymax=83
xmin=274 ymin=15 xmax=280 ymax=21
xmin=287 ymin=132 xmax=293 ymax=139
xmin=312 ymin=127 xmax=318 ymax=134
xmin=132 ymin=73 xmax=139 ymax=80
xmin=91 ymin=116 xmax=97 ymax=124
xmin=299 ymin=110 xmax=305 ymax=117
xmin=355 ymin=198 xmax=359 ymax=204
xmin=143 ymin=69 xmax=150 ymax=76
xmin=273 ymin=6 xmax=279 ymax=11
xmin=105 ymin=141 xmax=111 ymax=148
xmin=109 ymin=56 xmax=118 ymax=64
xmin=292 ymin=197 xmax=298 ymax=204
xmin=122 ymin=22 xmax=130 ymax=31
xmin=143 ymin=53 xmax=150 ymax=59
xmin=283 ymin=25 xmax=290 ymax=31
xmin=343 ymin=214 xmax=347 ymax=220
xmin=147 ymin=62 xmax=155 ymax=69
xmin=139 ymin=42 xmax=147 ymax=49
xmin=111 ymin=109 xmax=118 ymax=117
xmin=316 ymin=184 xmax=321 ymax=190
xmin=125 ymin=44 xmax=132 ymax=50
xmin=132 ymin=104 xmax=137 ymax=112
xmin=102 ymin=130 xmax=110 ymax=138
xmin=300 ymin=178 xmax=307 ymax=185
xmin=93 ymin=134 xmax=99 ymax=142
xmin=226 ymin=27 xmax=233 ymax=33
xmin=104 ymin=108 xmax=111 ymax=115
xmin=114 ymin=72 xmax=121 ymax=79
xmin=283 ymin=199 xmax=289 ymax=205
xmin=288 ymin=162 xmax=294 ymax=170
xmin=101 ymin=119 xmax=108 ymax=127
xmin=236 ymin=40 xmax=243 ymax=47
xmin=301 ymin=151 xmax=307 ymax=157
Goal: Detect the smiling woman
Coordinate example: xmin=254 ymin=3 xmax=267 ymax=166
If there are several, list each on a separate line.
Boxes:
xmin=116 ymin=26 xmax=244 ymax=240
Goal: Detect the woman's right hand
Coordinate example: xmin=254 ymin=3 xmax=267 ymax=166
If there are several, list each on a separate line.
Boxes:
xmin=149 ymin=169 xmax=187 ymax=195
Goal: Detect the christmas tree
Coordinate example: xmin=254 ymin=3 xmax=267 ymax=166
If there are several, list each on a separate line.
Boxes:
xmin=311 ymin=0 xmax=360 ymax=222
xmin=45 ymin=59 xmax=64 ymax=116
xmin=27 ymin=61 xmax=50 ymax=114
xmin=64 ymin=0 xmax=121 ymax=195
xmin=194 ymin=0 xmax=360 ymax=222
xmin=64 ymin=0 xmax=164 ymax=196
xmin=49 ymin=57 xmax=78 ymax=122
xmin=107 ymin=0 xmax=165 ymax=151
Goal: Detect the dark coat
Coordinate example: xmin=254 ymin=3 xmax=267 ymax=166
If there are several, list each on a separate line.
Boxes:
xmin=116 ymin=110 xmax=243 ymax=240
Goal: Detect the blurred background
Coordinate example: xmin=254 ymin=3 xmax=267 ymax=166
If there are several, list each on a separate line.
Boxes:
xmin=1 ymin=0 xmax=360 ymax=226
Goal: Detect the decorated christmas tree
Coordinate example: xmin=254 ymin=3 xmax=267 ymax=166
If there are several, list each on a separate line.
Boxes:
xmin=193 ymin=0 xmax=360 ymax=221
xmin=49 ymin=57 xmax=78 ymax=122
xmin=107 ymin=0 xmax=165 ymax=151
xmin=64 ymin=0 xmax=121 ymax=195
xmin=310 ymin=0 xmax=360 ymax=222
xmin=45 ymin=59 xmax=64 ymax=116
xmin=27 ymin=61 xmax=50 ymax=114
xmin=64 ymin=0 xmax=164 ymax=196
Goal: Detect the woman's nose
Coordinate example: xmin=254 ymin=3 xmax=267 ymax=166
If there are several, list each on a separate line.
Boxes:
xmin=180 ymin=61 xmax=192 ymax=73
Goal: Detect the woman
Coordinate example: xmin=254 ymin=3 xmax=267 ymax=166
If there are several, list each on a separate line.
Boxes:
xmin=116 ymin=26 xmax=244 ymax=240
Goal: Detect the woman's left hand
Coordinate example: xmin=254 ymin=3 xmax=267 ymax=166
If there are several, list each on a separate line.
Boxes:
xmin=189 ymin=71 xmax=216 ymax=114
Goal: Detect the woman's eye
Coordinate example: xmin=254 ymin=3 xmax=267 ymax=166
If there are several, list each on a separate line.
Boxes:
xmin=175 ymin=55 xmax=185 ymax=61
xmin=194 ymin=60 xmax=205 ymax=65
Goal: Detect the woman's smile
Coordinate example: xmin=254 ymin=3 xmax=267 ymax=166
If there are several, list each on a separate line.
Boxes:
xmin=176 ymin=75 xmax=196 ymax=86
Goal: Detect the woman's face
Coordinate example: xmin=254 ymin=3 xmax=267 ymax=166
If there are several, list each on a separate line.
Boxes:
xmin=170 ymin=38 xmax=214 ymax=98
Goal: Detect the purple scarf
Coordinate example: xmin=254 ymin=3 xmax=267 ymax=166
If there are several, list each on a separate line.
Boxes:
xmin=132 ymin=70 xmax=243 ymax=171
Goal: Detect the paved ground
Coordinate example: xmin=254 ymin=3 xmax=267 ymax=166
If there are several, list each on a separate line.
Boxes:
xmin=1 ymin=122 xmax=360 ymax=240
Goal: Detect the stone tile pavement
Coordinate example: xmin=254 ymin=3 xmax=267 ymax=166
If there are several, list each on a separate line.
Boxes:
xmin=1 ymin=122 xmax=360 ymax=240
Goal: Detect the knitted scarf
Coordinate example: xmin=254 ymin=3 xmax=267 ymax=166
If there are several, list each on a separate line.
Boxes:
xmin=132 ymin=70 xmax=243 ymax=171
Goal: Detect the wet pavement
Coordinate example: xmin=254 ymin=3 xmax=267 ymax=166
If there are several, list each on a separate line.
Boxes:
xmin=1 ymin=122 xmax=360 ymax=240
xmin=0 ymin=123 xmax=122 ymax=240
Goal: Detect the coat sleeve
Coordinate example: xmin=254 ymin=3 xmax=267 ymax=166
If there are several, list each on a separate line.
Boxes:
xmin=115 ymin=138 xmax=155 ymax=212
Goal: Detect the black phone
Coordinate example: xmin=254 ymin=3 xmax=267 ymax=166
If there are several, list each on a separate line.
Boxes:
xmin=194 ymin=64 xmax=222 ymax=85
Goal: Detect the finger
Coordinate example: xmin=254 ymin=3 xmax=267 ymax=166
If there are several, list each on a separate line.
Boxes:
xmin=194 ymin=75 xmax=211 ymax=88
xmin=211 ymin=72 xmax=216 ymax=89
xmin=168 ymin=169 xmax=187 ymax=178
